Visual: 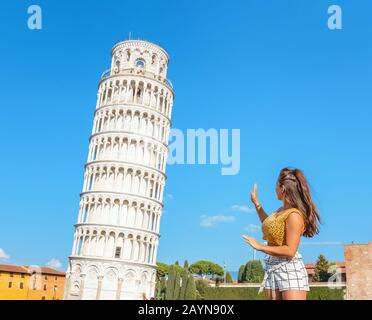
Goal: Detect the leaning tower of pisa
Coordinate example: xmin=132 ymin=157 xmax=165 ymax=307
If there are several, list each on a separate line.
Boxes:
xmin=64 ymin=40 xmax=174 ymax=300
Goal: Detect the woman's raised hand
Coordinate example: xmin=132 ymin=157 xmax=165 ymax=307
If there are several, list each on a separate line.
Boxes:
xmin=250 ymin=183 xmax=260 ymax=207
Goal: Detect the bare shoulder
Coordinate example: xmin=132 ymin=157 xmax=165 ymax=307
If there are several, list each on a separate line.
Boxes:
xmin=286 ymin=211 xmax=305 ymax=229
xmin=287 ymin=210 xmax=304 ymax=220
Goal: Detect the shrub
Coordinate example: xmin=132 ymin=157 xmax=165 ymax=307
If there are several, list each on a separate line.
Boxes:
xmin=308 ymin=287 xmax=344 ymax=300
xmin=202 ymin=287 xmax=266 ymax=300
xmin=243 ymin=260 xmax=264 ymax=283
xmin=199 ymin=286 xmax=344 ymax=300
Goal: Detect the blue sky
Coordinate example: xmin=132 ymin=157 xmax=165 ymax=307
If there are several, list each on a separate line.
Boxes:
xmin=0 ymin=0 xmax=371 ymax=272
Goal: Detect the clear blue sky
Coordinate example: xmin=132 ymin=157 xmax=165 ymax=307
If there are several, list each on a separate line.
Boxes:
xmin=0 ymin=0 xmax=371 ymax=272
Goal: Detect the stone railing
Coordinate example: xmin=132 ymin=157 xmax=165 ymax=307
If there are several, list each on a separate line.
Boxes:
xmin=99 ymin=68 xmax=173 ymax=90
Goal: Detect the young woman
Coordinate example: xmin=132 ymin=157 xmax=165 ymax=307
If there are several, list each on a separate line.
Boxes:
xmin=242 ymin=167 xmax=321 ymax=300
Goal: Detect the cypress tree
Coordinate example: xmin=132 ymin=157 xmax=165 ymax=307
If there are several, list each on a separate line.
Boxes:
xmin=184 ymin=275 xmax=197 ymax=300
xmin=160 ymin=277 xmax=166 ymax=300
xmin=184 ymin=260 xmax=189 ymax=270
xmin=237 ymin=265 xmax=245 ymax=283
xmin=179 ymin=265 xmax=189 ymax=300
xmin=165 ymin=265 xmax=176 ymax=300
xmin=225 ymin=272 xmax=233 ymax=283
xmin=155 ymin=280 xmax=161 ymax=300
xmin=174 ymin=269 xmax=181 ymax=300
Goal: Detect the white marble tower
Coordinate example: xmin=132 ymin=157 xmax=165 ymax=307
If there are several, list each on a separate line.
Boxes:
xmin=64 ymin=40 xmax=174 ymax=300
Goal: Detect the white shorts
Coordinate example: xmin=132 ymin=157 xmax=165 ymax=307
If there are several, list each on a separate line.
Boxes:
xmin=259 ymin=252 xmax=310 ymax=293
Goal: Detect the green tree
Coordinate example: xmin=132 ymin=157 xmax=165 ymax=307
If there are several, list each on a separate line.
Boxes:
xmin=174 ymin=263 xmax=184 ymax=275
xmin=225 ymin=272 xmax=233 ymax=283
xmin=243 ymin=260 xmax=264 ymax=283
xmin=237 ymin=265 xmax=245 ymax=283
xmin=184 ymin=260 xmax=189 ymax=270
xmin=156 ymin=262 xmax=169 ymax=281
xmin=155 ymin=277 xmax=166 ymax=300
xmin=214 ymin=276 xmax=224 ymax=286
xmin=179 ymin=260 xmax=190 ymax=300
xmin=189 ymin=261 xmax=209 ymax=277
xmin=313 ymin=254 xmax=335 ymax=282
xmin=184 ymin=275 xmax=197 ymax=300
xmin=160 ymin=277 xmax=166 ymax=300
xmin=155 ymin=279 xmax=161 ymax=300
xmin=174 ymin=268 xmax=181 ymax=300
xmin=165 ymin=265 xmax=176 ymax=300
xmin=155 ymin=262 xmax=168 ymax=300
xmin=195 ymin=279 xmax=209 ymax=300
xmin=189 ymin=260 xmax=224 ymax=279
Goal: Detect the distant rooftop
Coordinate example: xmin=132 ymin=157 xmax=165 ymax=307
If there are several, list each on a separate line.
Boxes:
xmin=0 ymin=264 xmax=65 ymax=276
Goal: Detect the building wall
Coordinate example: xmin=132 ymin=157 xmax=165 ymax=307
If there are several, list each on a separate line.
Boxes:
xmin=27 ymin=274 xmax=65 ymax=300
xmin=0 ymin=271 xmax=65 ymax=300
xmin=0 ymin=272 xmax=29 ymax=300
xmin=344 ymin=242 xmax=372 ymax=300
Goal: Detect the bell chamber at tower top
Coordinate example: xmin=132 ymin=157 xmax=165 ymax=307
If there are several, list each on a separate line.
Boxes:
xmin=108 ymin=40 xmax=170 ymax=83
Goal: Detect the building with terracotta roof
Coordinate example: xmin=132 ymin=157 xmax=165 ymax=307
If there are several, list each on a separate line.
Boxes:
xmin=304 ymin=261 xmax=346 ymax=283
xmin=0 ymin=264 xmax=65 ymax=300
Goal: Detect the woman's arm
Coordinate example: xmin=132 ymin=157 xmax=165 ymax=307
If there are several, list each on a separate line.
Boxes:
xmin=243 ymin=212 xmax=304 ymax=258
xmin=255 ymin=203 xmax=268 ymax=223
xmin=250 ymin=184 xmax=268 ymax=223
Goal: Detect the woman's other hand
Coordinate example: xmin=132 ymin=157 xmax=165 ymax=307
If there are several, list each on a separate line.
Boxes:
xmin=250 ymin=183 xmax=260 ymax=207
xmin=242 ymin=235 xmax=263 ymax=251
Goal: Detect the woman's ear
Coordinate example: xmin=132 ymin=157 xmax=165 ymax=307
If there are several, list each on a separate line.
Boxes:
xmin=281 ymin=186 xmax=285 ymax=194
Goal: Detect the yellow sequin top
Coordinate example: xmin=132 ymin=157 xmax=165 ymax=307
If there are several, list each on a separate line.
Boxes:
xmin=262 ymin=208 xmax=305 ymax=246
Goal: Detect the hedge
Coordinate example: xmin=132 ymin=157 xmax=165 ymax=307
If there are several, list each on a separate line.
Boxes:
xmin=201 ymin=286 xmax=344 ymax=300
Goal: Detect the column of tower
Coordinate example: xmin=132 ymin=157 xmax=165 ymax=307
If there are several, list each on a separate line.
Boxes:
xmin=64 ymin=40 xmax=174 ymax=300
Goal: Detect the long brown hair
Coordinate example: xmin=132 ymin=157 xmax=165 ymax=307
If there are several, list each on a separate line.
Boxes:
xmin=277 ymin=167 xmax=321 ymax=237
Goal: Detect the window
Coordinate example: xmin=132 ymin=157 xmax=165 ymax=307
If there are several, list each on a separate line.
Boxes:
xmin=115 ymin=59 xmax=120 ymax=72
xmin=41 ymin=296 xmax=46 ymax=300
xmin=44 ymin=276 xmax=48 ymax=280
xmin=10 ymin=273 xmax=14 ymax=277
xmin=151 ymin=54 xmax=157 ymax=65
xmin=55 ymin=277 xmax=57 ymax=281
xmin=8 ymin=282 xmax=12 ymax=288
xmin=21 ymin=274 xmax=25 ymax=278
xmin=43 ymin=284 xmax=47 ymax=291
xmin=135 ymin=59 xmax=145 ymax=68
xmin=20 ymin=283 xmax=24 ymax=289
xmin=115 ymin=247 xmax=122 ymax=259
xmin=88 ymin=178 xmax=93 ymax=191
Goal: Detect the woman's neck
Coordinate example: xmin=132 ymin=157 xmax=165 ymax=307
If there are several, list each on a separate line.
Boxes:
xmin=282 ymin=200 xmax=292 ymax=210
